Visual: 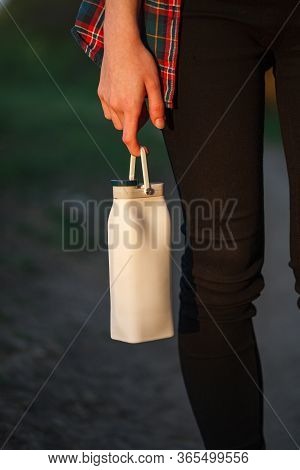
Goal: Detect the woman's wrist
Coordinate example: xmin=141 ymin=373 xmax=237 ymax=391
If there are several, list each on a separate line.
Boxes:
xmin=104 ymin=0 xmax=142 ymax=47
xmin=104 ymin=29 xmax=143 ymax=51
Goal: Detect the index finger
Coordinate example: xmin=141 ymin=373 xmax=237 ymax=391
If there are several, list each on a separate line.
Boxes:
xmin=122 ymin=112 xmax=141 ymax=157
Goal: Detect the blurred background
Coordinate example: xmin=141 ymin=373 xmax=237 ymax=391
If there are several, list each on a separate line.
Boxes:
xmin=1 ymin=0 xmax=300 ymax=450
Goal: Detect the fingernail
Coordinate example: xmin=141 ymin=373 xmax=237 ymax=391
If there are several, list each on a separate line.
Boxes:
xmin=155 ymin=118 xmax=165 ymax=129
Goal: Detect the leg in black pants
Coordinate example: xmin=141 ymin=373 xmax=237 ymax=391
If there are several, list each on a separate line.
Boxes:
xmin=162 ymin=0 xmax=300 ymax=450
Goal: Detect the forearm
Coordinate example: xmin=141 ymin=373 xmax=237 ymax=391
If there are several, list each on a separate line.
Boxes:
xmin=96 ymin=0 xmax=165 ymax=155
xmin=104 ymin=0 xmax=142 ymax=47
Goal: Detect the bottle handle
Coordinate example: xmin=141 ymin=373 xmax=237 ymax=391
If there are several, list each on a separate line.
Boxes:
xmin=129 ymin=146 xmax=153 ymax=195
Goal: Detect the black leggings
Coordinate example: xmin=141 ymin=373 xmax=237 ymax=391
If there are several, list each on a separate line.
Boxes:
xmin=162 ymin=0 xmax=300 ymax=449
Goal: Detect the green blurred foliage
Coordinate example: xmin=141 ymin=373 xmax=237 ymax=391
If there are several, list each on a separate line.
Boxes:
xmin=5 ymin=0 xmax=78 ymax=37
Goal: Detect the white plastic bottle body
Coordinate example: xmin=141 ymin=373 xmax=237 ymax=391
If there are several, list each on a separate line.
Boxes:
xmin=108 ymin=195 xmax=174 ymax=343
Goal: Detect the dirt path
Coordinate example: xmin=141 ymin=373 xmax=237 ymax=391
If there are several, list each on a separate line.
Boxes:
xmin=1 ymin=144 xmax=300 ymax=449
xmin=0 ymin=189 xmax=200 ymax=449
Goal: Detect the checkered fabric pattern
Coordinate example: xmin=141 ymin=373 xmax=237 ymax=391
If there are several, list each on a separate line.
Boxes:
xmin=71 ymin=0 xmax=182 ymax=108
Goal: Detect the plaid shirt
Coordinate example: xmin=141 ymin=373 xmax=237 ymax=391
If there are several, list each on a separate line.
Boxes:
xmin=71 ymin=0 xmax=182 ymax=109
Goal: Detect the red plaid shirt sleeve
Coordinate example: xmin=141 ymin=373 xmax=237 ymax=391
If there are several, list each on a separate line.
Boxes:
xmin=71 ymin=0 xmax=182 ymax=109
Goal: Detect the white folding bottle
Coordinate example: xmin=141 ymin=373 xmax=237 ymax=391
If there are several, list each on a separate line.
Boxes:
xmin=107 ymin=146 xmax=174 ymax=343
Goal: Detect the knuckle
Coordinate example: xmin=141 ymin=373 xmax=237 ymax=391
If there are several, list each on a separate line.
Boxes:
xmin=146 ymin=77 xmax=159 ymax=89
xmin=109 ymin=98 xmax=122 ymax=111
xmin=97 ymin=87 xmax=104 ymax=100
xmin=151 ymin=104 xmax=164 ymax=115
xmin=129 ymin=106 xmax=141 ymax=117
xmin=122 ymin=134 xmax=131 ymax=145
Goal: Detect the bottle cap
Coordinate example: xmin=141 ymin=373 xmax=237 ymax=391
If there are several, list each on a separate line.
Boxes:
xmin=110 ymin=179 xmax=138 ymax=187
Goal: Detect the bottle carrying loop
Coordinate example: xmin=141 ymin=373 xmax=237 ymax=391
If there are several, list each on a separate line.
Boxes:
xmin=129 ymin=146 xmax=154 ymax=195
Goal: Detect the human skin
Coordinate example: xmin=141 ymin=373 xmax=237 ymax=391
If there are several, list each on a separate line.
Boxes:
xmin=98 ymin=0 xmax=166 ymax=156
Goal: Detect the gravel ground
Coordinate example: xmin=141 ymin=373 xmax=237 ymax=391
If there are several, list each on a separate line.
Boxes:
xmin=0 ymin=143 xmax=300 ymax=449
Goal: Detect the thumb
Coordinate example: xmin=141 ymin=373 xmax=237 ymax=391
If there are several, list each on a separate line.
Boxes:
xmin=145 ymin=79 xmax=166 ymax=130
